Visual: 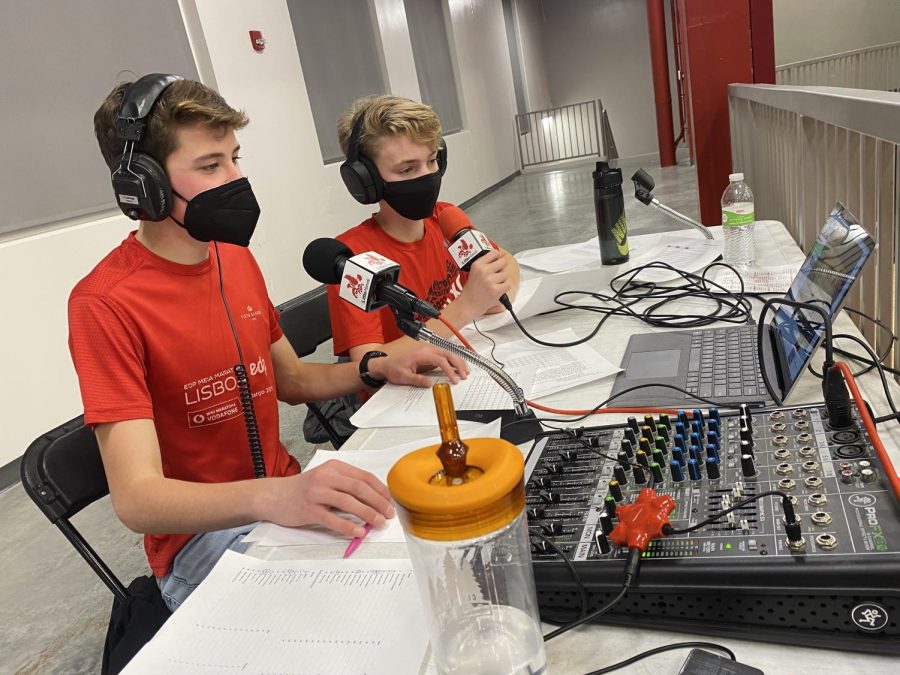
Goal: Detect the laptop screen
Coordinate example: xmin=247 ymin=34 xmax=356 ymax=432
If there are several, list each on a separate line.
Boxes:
xmin=771 ymin=203 xmax=876 ymax=395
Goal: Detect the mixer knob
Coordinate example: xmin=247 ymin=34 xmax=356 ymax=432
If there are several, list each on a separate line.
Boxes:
xmin=616 ymin=451 xmax=630 ymax=468
xmin=670 ymin=461 xmax=685 ymax=482
xmin=739 ymin=403 xmax=753 ymax=428
xmin=741 ymin=453 xmax=758 ymax=478
xmin=692 ymin=408 xmax=705 ymax=428
xmin=542 ymin=521 xmax=564 ymax=536
xmin=707 ymin=418 xmax=720 ymax=437
xmin=560 ymin=450 xmax=579 ymax=461
xmin=595 ymin=531 xmax=612 ymax=555
xmin=623 ymin=427 xmax=637 ymax=446
xmin=705 ymin=443 xmax=719 ymax=464
xmin=654 ymin=435 xmax=668 ymax=454
xmin=641 ymin=425 xmax=655 ymax=442
xmin=677 ymin=410 xmax=689 ymax=428
xmin=599 ymin=512 xmax=614 ymax=534
xmin=691 ymin=420 xmax=702 ymax=438
xmin=539 ymin=490 xmax=561 ymax=504
xmin=603 ymin=495 xmax=617 ymax=518
xmin=860 ymin=468 xmax=877 ymax=483
xmin=688 ymin=458 xmax=702 ymax=481
xmin=673 ymin=433 xmax=687 ymax=454
xmin=690 ymin=432 xmax=703 ymax=452
xmin=739 ymin=424 xmax=753 ymax=445
xmin=526 ymin=506 xmax=545 ymax=520
xmin=652 ymin=449 xmax=666 ymax=468
xmin=675 ymin=422 xmax=687 ymax=440
xmin=632 ymin=465 xmax=647 ymax=484
xmin=639 ymin=437 xmax=652 ymax=455
xmin=658 ymin=413 xmax=672 ymax=430
xmin=649 ymin=462 xmax=664 ymax=483
xmin=689 ymin=445 xmax=701 ymax=465
xmin=656 ymin=425 xmax=670 ymax=443
xmin=635 ymin=450 xmax=650 ymax=468
xmin=706 ymin=430 xmax=720 ymax=450
xmin=671 ymin=447 xmax=686 ymax=467
xmin=608 ymin=479 xmax=624 ymax=501
xmin=547 ymin=463 xmax=564 ymax=475
xmin=627 ymin=416 xmax=640 ymax=433
xmin=531 ymin=476 xmax=552 ymax=489
xmin=706 ymin=457 xmax=721 ymax=480
xmin=620 ymin=438 xmax=635 ymax=458
xmin=709 ymin=407 xmax=721 ymax=424
xmin=613 ymin=465 xmax=628 ymax=485
xmin=643 ymin=414 xmax=657 ymax=432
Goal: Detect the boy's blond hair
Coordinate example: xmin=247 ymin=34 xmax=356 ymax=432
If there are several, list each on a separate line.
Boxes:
xmin=337 ymin=95 xmax=442 ymax=159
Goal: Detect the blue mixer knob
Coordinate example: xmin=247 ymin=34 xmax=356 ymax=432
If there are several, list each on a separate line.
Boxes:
xmin=674 ymin=433 xmax=687 ymax=454
xmin=672 ymin=447 xmax=686 ymax=467
xmin=706 ymin=456 xmax=721 ymax=479
xmin=692 ymin=409 xmax=704 ymax=428
xmin=707 ymin=430 xmax=720 ymax=450
xmin=675 ymin=421 xmax=687 ymax=439
xmin=708 ymin=407 xmax=721 ymax=424
xmin=670 ymin=460 xmax=685 ymax=482
xmin=706 ymin=443 xmax=719 ymax=464
xmin=707 ymin=418 xmax=720 ymax=437
xmin=689 ymin=445 xmax=701 ymax=464
xmin=688 ymin=458 xmax=702 ymax=481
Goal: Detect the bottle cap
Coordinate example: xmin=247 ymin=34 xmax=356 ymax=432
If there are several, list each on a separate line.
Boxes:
xmin=593 ymin=160 xmax=623 ymax=188
xmin=388 ymin=437 xmax=524 ymax=541
xmin=729 ymin=172 xmax=744 ymax=182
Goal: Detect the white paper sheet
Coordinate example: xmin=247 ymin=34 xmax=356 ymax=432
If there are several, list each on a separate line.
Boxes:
xmin=516 ymin=236 xmax=602 ymax=272
xmin=245 ymin=419 xmax=502 ymax=549
xmin=350 ymin=366 xmax=536 ymax=428
xmin=489 ymin=328 xmax=622 ymax=399
xmin=712 ymin=264 xmax=798 ymax=293
xmin=123 ymin=551 xmax=428 ymax=675
xmin=619 ymin=238 xmax=723 ymax=283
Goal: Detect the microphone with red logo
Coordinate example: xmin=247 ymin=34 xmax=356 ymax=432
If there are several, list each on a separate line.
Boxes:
xmin=302 ymin=238 xmax=440 ymax=319
xmin=437 ymin=205 xmax=512 ymax=311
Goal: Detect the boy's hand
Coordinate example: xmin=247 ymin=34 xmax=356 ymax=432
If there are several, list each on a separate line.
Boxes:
xmin=458 ymin=249 xmax=512 ymax=318
xmin=271 ymin=460 xmax=395 ymax=538
xmin=369 ymin=346 xmax=469 ymax=387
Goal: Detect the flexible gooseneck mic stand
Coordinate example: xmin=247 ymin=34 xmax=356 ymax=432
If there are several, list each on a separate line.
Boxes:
xmin=631 ymin=168 xmax=714 ymax=240
xmin=391 ymin=308 xmax=540 ymax=442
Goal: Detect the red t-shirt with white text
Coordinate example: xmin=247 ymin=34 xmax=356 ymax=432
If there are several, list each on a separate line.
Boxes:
xmin=68 ymin=233 xmax=298 ymax=577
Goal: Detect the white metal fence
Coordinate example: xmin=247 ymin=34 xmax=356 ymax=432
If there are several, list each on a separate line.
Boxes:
xmin=729 ymin=84 xmax=900 ymax=381
xmin=515 ymin=99 xmax=616 ymax=169
xmin=776 ymin=41 xmax=900 ymax=91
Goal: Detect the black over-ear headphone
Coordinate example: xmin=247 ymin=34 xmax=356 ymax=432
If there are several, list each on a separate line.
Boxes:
xmin=339 ymin=109 xmax=448 ymax=205
xmin=110 ymin=73 xmax=183 ymax=221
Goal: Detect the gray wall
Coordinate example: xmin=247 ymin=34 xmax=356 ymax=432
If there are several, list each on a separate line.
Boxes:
xmin=513 ymin=0 xmax=552 ymax=111
xmin=774 ymin=0 xmax=900 ymax=64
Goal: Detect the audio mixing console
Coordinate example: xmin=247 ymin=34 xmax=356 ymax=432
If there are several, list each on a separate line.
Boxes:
xmin=525 ymin=403 xmax=900 ymax=653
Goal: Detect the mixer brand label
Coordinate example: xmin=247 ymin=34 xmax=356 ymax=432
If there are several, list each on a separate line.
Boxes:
xmin=851 ymin=603 xmax=889 ymax=631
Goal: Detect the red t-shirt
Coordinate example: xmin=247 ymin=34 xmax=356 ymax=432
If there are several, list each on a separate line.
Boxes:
xmin=68 ymin=233 xmax=299 ymax=577
xmin=328 ymin=202 xmax=466 ymax=356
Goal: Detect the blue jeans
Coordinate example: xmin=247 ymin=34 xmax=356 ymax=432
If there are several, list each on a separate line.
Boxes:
xmin=156 ymin=523 xmax=257 ymax=612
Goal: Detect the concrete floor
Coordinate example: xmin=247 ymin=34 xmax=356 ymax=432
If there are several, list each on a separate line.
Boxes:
xmin=0 ymin=155 xmax=698 ymax=674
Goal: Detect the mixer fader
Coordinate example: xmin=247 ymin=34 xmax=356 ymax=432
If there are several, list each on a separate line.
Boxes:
xmin=525 ymin=403 xmax=900 ymax=653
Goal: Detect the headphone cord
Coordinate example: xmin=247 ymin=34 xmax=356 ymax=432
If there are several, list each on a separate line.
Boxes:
xmin=214 ymin=242 xmax=266 ymax=479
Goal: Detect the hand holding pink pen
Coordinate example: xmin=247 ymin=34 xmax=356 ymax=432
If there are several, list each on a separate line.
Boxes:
xmin=343 ymin=523 xmax=374 ymax=558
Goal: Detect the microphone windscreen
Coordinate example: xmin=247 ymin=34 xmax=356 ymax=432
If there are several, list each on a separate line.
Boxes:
xmin=436 ymin=204 xmax=473 ymax=240
xmin=302 ymin=237 xmax=353 ymax=284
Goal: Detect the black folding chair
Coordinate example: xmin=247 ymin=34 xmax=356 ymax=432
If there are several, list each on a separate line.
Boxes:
xmin=20 ymin=416 xmax=170 ymax=673
xmin=277 ymin=286 xmax=347 ymax=448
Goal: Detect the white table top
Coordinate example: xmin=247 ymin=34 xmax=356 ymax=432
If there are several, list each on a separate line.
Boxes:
xmin=252 ymin=221 xmax=900 ymax=674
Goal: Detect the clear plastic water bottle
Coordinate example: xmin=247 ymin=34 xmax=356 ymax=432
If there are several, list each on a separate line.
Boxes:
xmin=721 ymin=172 xmax=755 ymax=267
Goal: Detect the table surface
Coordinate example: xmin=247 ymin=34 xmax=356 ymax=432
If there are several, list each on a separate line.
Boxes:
xmin=251 ymin=221 xmax=900 ymax=675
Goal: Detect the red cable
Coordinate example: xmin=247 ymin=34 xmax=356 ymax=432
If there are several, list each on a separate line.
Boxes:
xmin=834 ymin=362 xmax=900 ymax=499
xmin=437 ymin=315 xmax=677 ymax=417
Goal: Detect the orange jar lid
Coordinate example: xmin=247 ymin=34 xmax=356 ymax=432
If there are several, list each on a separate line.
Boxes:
xmin=387 ymin=437 xmax=525 ymax=541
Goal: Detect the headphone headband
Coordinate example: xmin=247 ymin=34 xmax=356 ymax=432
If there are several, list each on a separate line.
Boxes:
xmin=116 ymin=73 xmax=183 ymax=142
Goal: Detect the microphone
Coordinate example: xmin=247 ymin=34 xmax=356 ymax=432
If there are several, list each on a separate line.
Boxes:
xmin=437 ymin=205 xmax=512 ymax=310
xmin=302 ymin=238 xmax=440 ymax=319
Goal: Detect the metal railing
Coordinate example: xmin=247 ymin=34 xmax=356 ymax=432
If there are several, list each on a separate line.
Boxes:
xmin=515 ymin=99 xmax=614 ymax=169
xmin=776 ymin=41 xmax=900 ymax=92
xmin=729 ymin=84 xmax=900 ymax=382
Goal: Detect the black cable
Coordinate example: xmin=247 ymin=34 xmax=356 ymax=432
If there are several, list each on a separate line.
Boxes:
xmin=543 ymin=547 xmax=641 ymax=641
xmin=584 ymin=642 xmax=736 ymax=675
xmin=875 ymin=411 xmax=900 ymax=424
xmin=663 ymin=490 xmax=791 ymax=535
xmin=528 ymin=528 xmax=587 ymax=623
xmin=827 ymin=334 xmax=897 ymax=414
xmin=214 ymin=242 xmax=266 ymax=479
xmin=471 ymin=318 xmax=504 ymax=367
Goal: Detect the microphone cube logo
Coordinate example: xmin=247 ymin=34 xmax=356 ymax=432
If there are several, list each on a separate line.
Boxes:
xmin=344 ymin=274 xmax=365 ymax=299
xmin=451 ymin=229 xmax=492 ymax=269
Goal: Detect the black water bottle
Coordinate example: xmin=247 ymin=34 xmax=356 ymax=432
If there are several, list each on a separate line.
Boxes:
xmin=593 ymin=161 xmax=629 ymax=265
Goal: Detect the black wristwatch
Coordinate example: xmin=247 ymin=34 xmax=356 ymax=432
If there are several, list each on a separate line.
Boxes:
xmin=359 ymin=350 xmax=388 ymax=388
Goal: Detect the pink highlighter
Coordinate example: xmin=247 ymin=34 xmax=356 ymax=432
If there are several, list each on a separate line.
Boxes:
xmin=343 ymin=523 xmax=373 ymax=559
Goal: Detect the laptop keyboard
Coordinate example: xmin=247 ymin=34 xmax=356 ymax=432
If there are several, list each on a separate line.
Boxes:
xmin=684 ymin=326 xmax=767 ymax=399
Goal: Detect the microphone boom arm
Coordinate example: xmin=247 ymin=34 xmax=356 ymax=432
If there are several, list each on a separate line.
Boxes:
xmin=392 ymin=311 xmax=530 ymax=417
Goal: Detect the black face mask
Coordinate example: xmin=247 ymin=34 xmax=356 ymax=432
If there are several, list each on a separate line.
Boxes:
xmin=382 ymin=170 xmax=442 ymax=221
xmin=172 ymin=177 xmax=260 ymax=247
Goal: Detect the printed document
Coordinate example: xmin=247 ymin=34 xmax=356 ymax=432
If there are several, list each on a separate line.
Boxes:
xmin=123 ymin=551 xmax=428 ymax=675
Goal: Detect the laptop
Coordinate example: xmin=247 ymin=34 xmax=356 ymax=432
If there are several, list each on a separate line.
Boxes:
xmin=608 ymin=202 xmax=876 ymax=407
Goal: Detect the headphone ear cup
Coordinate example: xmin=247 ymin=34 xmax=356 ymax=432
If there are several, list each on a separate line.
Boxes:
xmin=340 ymin=157 xmax=382 ymax=204
xmin=437 ymin=139 xmax=448 ymax=176
xmin=111 ymin=152 xmax=173 ymax=221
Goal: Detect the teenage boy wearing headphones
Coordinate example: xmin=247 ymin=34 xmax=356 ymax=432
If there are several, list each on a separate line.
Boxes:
xmin=68 ymin=76 xmax=467 ymax=611
xmin=330 ymin=95 xmax=520 ymax=369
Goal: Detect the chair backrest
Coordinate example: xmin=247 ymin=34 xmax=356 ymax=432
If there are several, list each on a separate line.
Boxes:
xmin=21 ymin=415 xmax=128 ymax=600
xmin=277 ymin=285 xmax=332 ymax=357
